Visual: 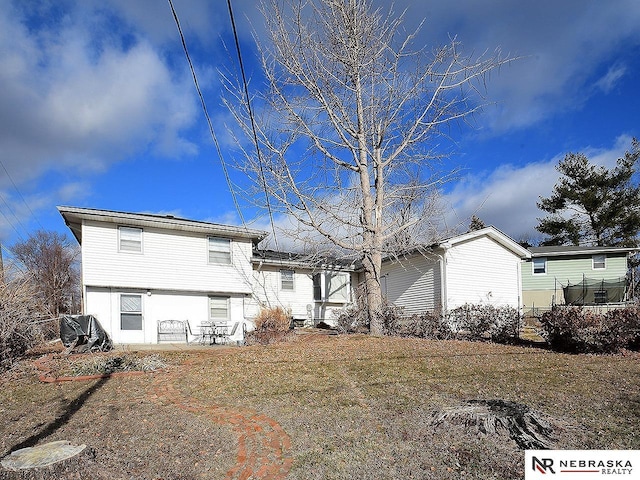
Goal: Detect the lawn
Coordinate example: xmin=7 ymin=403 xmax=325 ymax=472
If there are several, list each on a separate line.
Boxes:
xmin=1 ymin=333 xmax=638 ymax=479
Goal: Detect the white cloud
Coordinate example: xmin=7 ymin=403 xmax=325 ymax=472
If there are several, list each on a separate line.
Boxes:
xmin=0 ymin=2 xmax=199 ymax=185
xmin=595 ymin=63 xmax=627 ymax=94
xmin=391 ymin=0 xmax=640 ymax=133
xmin=443 ymin=135 xmax=636 ymax=242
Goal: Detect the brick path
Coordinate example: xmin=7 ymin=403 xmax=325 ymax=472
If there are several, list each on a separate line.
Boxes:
xmin=32 ymin=354 xmax=293 ymax=479
xmin=150 ymin=373 xmax=293 ymax=480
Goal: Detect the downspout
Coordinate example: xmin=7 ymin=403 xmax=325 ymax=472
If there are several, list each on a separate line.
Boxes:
xmin=435 ymin=247 xmax=448 ymax=314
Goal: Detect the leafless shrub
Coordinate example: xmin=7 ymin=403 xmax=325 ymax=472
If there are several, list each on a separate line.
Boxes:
xmin=333 ymin=304 xmax=369 ymax=334
xmin=247 ymin=306 xmax=293 ymax=345
xmin=403 ymin=310 xmax=453 ymax=339
xmin=539 ymin=306 xmax=640 ymax=353
xmin=0 ymin=277 xmax=49 ymax=371
xmin=448 ymin=304 xmax=522 ymax=343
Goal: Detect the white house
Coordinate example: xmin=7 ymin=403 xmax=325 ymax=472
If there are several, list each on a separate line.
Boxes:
xmin=250 ymin=249 xmax=356 ymax=326
xmin=58 ymin=206 xmax=356 ymax=344
xmin=380 ymin=227 xmax=531 ymax=315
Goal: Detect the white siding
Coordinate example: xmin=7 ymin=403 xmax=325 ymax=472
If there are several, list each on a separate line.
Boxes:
xmin=380 ymin=254 xmax=442 ymax=315
xmin=249 ymin=266 xmax=316 ymax=320
xmin=248 ymin=266 xmax=355 ymax=324
xmin=82 ymin=220 xmax=254 ymax=294
xmin=85 ymin=287 xmax=249 ymax=344
xmin=445 ymin=236 xmax=522 ymax=309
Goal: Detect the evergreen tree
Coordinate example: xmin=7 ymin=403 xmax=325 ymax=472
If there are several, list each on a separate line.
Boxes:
xmin=469 ymin=215 xmax=486 ymax=231
xmin=536 ymin=138 xmax=640 ymax=247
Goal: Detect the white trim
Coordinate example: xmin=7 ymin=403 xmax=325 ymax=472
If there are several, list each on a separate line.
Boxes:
xmin=209 ymin=295 xmax=230 ymax=320
xmin=118 ymin=226 xmax=143 ymax=253
xmin=592 ymin=254 xmax=606 ymax=270
xmin=120 ymin=293 xmax=143 ymax=330
xmin=208 ymin=237 xmax=232 ymax=265
xmin=280 ymin=269 xmax=295 ymax=291
xmin=532 ymin=257 xmax=547 ymax=275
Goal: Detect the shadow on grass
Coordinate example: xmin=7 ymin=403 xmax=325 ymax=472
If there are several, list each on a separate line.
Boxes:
xmin=7 ymin=376 xmax=109 ymax=454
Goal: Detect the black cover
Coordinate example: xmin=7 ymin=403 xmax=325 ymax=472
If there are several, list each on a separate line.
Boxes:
xmin=60 ymin=315 xmax=113 ymax=352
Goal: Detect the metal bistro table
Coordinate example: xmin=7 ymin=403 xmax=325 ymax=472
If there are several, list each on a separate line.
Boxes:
xmin=198 ymin=322 xmax=229 ymax=345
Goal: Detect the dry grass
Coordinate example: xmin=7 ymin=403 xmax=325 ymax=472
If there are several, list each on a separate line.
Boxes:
xmin=1 ymin=334 xmax=639 ymax=479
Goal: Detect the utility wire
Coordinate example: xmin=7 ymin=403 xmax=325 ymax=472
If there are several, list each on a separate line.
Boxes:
xmin=0 ymin=192 xmax=28 ymax=242
xmin=167 ymin=0 xmax=246 ymax=228
xmin=226 ymin=0 xmax=279 ymax=251
xmin=0 ymin=158 xmax=45 ymax=231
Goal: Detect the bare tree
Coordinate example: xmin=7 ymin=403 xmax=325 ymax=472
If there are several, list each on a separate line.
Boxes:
xmin=0 ymin=276 xmax=48 ymax=370
xmin=225 ymin=0 xmax=510 ymax=335
xmin=11 ymin=230 xmax=80 ymax=316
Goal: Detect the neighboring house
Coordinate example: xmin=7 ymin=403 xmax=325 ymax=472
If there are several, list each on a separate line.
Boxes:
xmin=379 ymin=227 xmax=531 ymax=316
xmin=521 ymin=245 xmax=638 ymax=315
xmin=250 ymin=250 xmax=356 ymax=326
xmin=58 ymin=206 xmax=356 ymax=344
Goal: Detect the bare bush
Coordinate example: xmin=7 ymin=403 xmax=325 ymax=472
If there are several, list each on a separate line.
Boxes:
xmin=539 ymin=306 xmax=640 ymax=353
xmin=333 ymin=304 xmax=369 ymax=334
xmin=247 ymin=306 xmax=293 ymax=345
xmin=0 ymin=278 xmax=49 ymax=371
xmin=448 ymin=304 xmax=522 ymax=343
xmin=403 ymin=310 xmax=453 ymax=340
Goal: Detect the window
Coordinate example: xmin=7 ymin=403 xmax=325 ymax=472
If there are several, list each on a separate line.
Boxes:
xmin=281 ymin=269 xmax=294 ymax=291
xmin=594 ymin=290 xmax=608 ymax=304
xmin=209 ymin=296 xmax=229 ymax=320
xmin=313 ymin=272 xmax=350 ymax=302
xmin=120 ymin=294 xmax=142 ymax=330
xmin=593 ymin=254 xmax=606 ymax=269
xmin=533 ymin=257 xmax=546 ymax=274
xmin=327 ymin=273 xmax=350 ymax=302
xmin=313 ymin=273 xmax=322 ymax=301
xmin=119 ymin=226 xmax=142 ymax=253
xmin=208 ymin=237 xmax=231 ymax=264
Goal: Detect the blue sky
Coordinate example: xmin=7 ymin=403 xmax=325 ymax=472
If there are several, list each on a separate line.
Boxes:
xmin=1 ymin=0 xmax=639 ymax=256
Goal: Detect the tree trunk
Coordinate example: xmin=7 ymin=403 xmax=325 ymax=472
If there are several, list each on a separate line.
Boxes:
xmin=361 ymin=250 xmax=383 ymax=336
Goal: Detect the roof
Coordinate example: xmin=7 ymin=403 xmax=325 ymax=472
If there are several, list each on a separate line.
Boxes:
xmin=382 ymin=226 xmax=531 ymax=263
xmin=438 ymin=226 xmax=531 ymax=259
xmin=528 ymin=245 xmax=639 ymax=258
xmin=253 ymin=249 xmax=356 ymax=270
xmin=57 ymin=206 xmax=268 ymax=244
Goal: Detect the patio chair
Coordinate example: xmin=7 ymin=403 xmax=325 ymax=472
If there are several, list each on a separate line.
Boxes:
xmin=198 ymin=321 xmax=215 ymax=345
xmin=220 ymin=322 xmax=240 ymax=344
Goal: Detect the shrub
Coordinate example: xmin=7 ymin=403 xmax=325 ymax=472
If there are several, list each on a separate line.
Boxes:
xmin=539 ymin=306 xmax=640 ymax=353
xmin=447 ymin=304 xmax=522 ymax=343
xmin=377 ymin=302 xmax=403 ymax=336
xmin=0 ymin=278 xmax=49 ymax=371
xmin=333 ymin=304 xmax=369 ymax=334
xmin=247 ymin=306 xmax=293 ymax=345
xmin=403 ymin=310 xmax=452 ymax=340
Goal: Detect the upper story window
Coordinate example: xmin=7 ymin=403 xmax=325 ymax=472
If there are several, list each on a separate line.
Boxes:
xmin=208 ymin=237 xmax=231 ymax=264
xmin=119 ymin=226 xmax=142 ymax=253
xmin=533 ymin=257 xmax=546 ymax=275
xmin=281 ymin=269 xmax=294 ymax=291
xmin=592 ymin=254 xmax=606 ymax=269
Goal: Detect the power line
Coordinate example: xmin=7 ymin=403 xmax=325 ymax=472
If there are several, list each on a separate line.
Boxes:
xmin=167 ymin=0 xmax=246 ymax=227
xmin=226 ymin=0 xmax=279 ymax=251
xmin=0 ymin=191 xmax=28 ymax=242
xmin=0 ymin=158 xmax=45 ymax=231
